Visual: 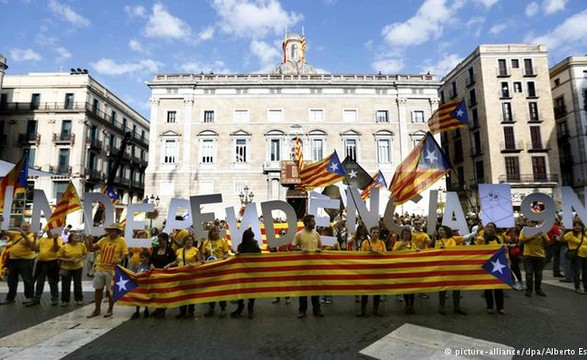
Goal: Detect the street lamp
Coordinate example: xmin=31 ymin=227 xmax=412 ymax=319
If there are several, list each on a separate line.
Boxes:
xmin=146 ymin=194 xmax=160 ymax=229
xmin=239 ymin=185 xmax=254 ymax=205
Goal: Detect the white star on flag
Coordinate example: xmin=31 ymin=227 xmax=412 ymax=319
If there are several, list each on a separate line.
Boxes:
xmin=348 ymin=170 xmax=357 ymax=178
xmin=456 ymin=109 xmax=464 ymax=117
xmin=425 ymin=149 xmax=438 ymax=163
xmin=116 ymin=276 xmax=130 ymax=292
xmin=329 ymin=162 xmax=339 ymax=172
xmin=491 ymin=259 xmax=507 ymax=274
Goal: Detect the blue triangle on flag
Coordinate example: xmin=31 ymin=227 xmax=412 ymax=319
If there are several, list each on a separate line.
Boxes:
xmin=113 ymin=266 xmax=138 ymax=302
xmin=482 ymin=247 xmax=513 ymax=287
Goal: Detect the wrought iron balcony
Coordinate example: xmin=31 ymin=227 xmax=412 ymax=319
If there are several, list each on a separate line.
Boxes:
xmin=499 ymin=141 xmax=523 ymax=152
xmin=49 ymin=165 xmax=72 ymax=176
xmin=17 ymin=133 xmax=41 ymax=145
xmin=526 ymin=141 xmax=550 ymax=152
xmin=498 ymin=174 xmax=558 ymax=183
xmin=86 ymin=137 xmax=103 ymax=150
xmin=53 ymin=133 xmax=75 ymax=144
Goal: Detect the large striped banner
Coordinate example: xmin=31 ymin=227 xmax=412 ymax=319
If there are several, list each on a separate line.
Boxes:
xmin=116 ymin=245 xmax=510 ymax=308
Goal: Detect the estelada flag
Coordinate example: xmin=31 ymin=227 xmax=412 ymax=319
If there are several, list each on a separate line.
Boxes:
xmin=389 ymin=132 xmax=451 ymax=205
xmin=299 ymin=150 xmax=345 ymax=189
xmin=44 ymin=181 xmax=82 ymax=232
xmin=361 ymin=171 xmax=387 ymax=200
xmin=427 ymin=99 xmax=468 ymax=134
xmin=0 ymin=154 xmax=29 ymax=211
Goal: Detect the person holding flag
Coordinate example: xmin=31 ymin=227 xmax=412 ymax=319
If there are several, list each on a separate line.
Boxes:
xmin=0 ymin=222 xmax=37 ymax=305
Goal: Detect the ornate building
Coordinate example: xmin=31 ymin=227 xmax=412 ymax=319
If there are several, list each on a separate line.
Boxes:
xmin=146 ymin=32 xmax=443 ymax=221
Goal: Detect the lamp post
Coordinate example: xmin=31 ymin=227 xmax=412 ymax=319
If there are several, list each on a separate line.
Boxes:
xmin=239 ymin=185 xmax=254 ymax=205
xmin=146 ymin=194 xmax=160 ymax=229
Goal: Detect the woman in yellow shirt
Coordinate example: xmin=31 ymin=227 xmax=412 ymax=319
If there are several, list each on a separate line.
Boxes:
xmin=434 ymin=226 xmax=466 ymax=315
xmin=57 ymin=231 xmax=87 ymax=306
xmin=357 ymin=226 xmax=386 ymax=317
xmin=202 ymin=225 xmax=231 ymax=318
xmin=476 ymin=222 xmax=506 ymax=314
xmin=563 ymin=220 xmax=587 ymax=294
xmin=393 ymin=227 xmax=417 ymax=314
xmin=165 ymin=235 xmax=201 ymax=318
xmin=519 ymin=220 xmax=549 ymax=297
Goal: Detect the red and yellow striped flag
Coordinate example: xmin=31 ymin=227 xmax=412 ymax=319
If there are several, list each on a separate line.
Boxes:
xmin=44 ymin=181 xmax=82 ymax=232
xmin=427 ymin=99 xmax=469 ymax=134
xmin=116 ymin=246 xmax=509 ymax=308
xmin=299 ymin=150 xmax=345 ymax=189
xmin=0 ymin=154 xmax=29 ymax=211
xmin=294 ymin=136 xmax=304 ymax=171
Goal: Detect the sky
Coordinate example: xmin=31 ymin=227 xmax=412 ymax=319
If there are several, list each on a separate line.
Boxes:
xmin=1 ymin=0 xmax=586 ymax=118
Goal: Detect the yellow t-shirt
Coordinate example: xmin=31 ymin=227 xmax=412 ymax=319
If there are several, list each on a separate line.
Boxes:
xmin=293 ymin=229 xmax=322 ymax=251
xmin=176 ymin=246 xmax=199 ymax=266
xmin=434 ymin=236 xmax=463 ymax=248
xmin=7 ymin=231 xmax=36 ymax=260
xmin=203 ymin=238 xmax=230 ymax=260
xmin=171 ymin=229 xmax=190 ymax=252
xmin=361 ymin=239 xmax=386 ymax=253
xmin=58 ymin=242 xmax=87 ymax=270
xmin=411 ymin=231 xmax=431 ymax=249
xmin=36 ymin=236 xmax=63 ymax=261
xmin=95 ymin=236 xmax=129 ymax=272
xmin=129 ymin=247 xmax=152 ymax=268
xmin=392 ymin=240 xmax=413 ymax=251
xmin=564 ymin=231 xmax=587 ymax=258
xmin=475 ymin=233 xmax=505 ymax=246
xmin=520 ymin=230 xmax=548 ymax=258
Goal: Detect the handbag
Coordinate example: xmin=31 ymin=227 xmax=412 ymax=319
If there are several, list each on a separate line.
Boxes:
xmin=565 ymin=233 xmax=584 ymax=260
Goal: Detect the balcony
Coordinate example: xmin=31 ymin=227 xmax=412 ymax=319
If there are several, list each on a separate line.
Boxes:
xmin=17 ymin=133 xmax=41 ymax=145
xmin=554 ymin=105 xmax=567 ymax=119
xmin=500 ymin=141 xmax=523 ymax=152
xmin=498 ymin=174 xmax=558 ymax=183
xmin=86 ymin=137 xmax=103 ymax=150
xmin=471 ymin=148 xmax=483 ymax=157
xmin=85 ymin=168 xmax=103 ymax=181
xmin=527 ymin=141 xmax=550 ymax=152
xmin=0 ymin=102 xmax=85 ymax=113
xmin=49 ymin=165 xmax=72 ymax=176
xmin=263 ymin=161 xmax=281 ymax=172
xmin=523 ymin=66 xmax=538 ymax=77
xmin=52 ymin=133 xmax=75 ymax=145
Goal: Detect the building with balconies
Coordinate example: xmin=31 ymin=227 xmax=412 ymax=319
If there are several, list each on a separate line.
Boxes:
xmin=146 ymin=32 xmax=443 ymax=220
xmin=550 ymin=56 xmax=587 ymax=198
xmin=439 ymin=44 xmax=561 ymax=211
xmin=0 ymin=71 xmax=149 ymax=224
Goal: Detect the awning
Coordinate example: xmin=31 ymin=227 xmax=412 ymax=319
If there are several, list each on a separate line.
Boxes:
xmin=0 ymin=159 xmax=56 ymax=178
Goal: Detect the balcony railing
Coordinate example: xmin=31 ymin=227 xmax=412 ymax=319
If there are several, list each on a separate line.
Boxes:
xmin=52 ymin=133 xmax=75 ymax=144
xmin=86 ymin=137 xmax=103 ymax=150
xmin=0 ymin=102 xmax=86 ymax=112
xmin=49 ymin=165 xmax=72 ymax=176
xmin=554 ymin=105 xmax=567 ymax=119
xmin=85 ymin=168 xmax=103 ymax=180
xmin=17 ymin=133 xmax=41 ymax=145
xmin=498 ymin=174 xmax=558 ymax=183
xmin=527 ymin=141 xmax=550 ymax=152
xmin=500 ymin=141 xmax=523 ymax=152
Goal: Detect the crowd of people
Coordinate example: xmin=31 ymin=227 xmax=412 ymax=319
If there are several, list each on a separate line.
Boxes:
xmin=1 ymin=211 xmax=585 ymax=320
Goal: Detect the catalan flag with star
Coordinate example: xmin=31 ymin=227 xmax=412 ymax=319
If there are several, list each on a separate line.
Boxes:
xmin=389 ymin=132 xmax=451 ymax=205
xmin=115 ymin=246 xmax=511 ymax=308
xmin=0 ymin=154 xmax=29 ymax=212
xmin=361 ymin=171 xmax=387 ymax=200
xmin=299 ymin=150 xmax=346 ymax=189
xmin=427 ymin=99 xmax=469 ymax=134
xmin=44 ymin=181 xmax=82 ymax=232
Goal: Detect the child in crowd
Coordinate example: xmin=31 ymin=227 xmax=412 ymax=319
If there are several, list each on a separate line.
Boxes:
xmin=131 ymin=250 xmax=151 ymax=319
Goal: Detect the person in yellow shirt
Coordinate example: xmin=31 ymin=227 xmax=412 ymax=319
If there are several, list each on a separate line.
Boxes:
xmin=434 ymin=225 xmax=467 ymax=315
xmin=58 ymin=231 xmax=87 ymax=306
xmin=202 ymin=225 xmax=231 ymax=318
xmin=0 ymin=222 xmax=37 ymax=305
xmin=476 ymin=222 xmax=506 ymax=314
xmin=26 ymin=231 xmax=62 ymax=307
xmin=393 ymin=227 xmax=418 ymax=314
xmin=519 ymin=220 xmax=549 ymax=297
xmin=85 ymin=223 xmax=129 ymax=318
xmin=563 ymin=220 xmax=587 ymax=294
xmin=357 ymin=226 xmax=386 ymax=317
xmin=411 ymin=220 xmax=432 ymax=300
xmin=165 ymin=234 xmax=202 ymax=319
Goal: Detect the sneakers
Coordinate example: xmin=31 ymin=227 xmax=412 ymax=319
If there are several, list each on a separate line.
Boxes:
xmin=297 ymin=311 xmax=306 ymax=318
xmin=0 ymin=299 xmax=15 ymax=305
xmin=486 ymin=308 xmax=496 ymax=315
xmin=271 ymin=298 xmax=280 ymax=304
xmin=418 ymin=293 xmax=430 ymax=299
xmin=577 ymin=288 xmax=586 ymax=294
xmin=498 ymin=309 xmax=506 ymax=315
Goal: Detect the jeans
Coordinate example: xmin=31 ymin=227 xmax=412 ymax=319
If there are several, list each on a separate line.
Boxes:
xmin=571 ymin=257 xmax=587 ymax=290
xmin=484 ymin=289 xmax=504 ymax=310
xmin=33 ymin=260 xmax=60 ymax=301
xmin=439 ymin=290 xmax=462 ymax=310
xmin=561 ymin=244 xmax=573 ymax=281
xmin=6 ymin=259 xmax=34 ymax=301
xmin=234 ymin=298 xmax=255 ymax=315
xmin=61 ymin=268 xmax=83 ymax=303
xmin=299 ymin=296 xmax=321 ymax=314
xmin=524 ymin=256 xmax=545 ymax=293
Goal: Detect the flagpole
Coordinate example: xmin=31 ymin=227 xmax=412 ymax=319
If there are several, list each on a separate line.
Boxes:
xmin=340 ymin=163 xmax=372 ymax=248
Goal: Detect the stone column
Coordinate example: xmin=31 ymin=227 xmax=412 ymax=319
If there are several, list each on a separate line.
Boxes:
xmin=183 ymin=96 xmax=194 ymax=170
xmin=396 ymin=97 xmax=408 ymax=158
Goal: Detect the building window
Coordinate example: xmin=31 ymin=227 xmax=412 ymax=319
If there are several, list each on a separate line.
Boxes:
xmin=111 ymin=110 xmax=117 ymax=124
xmin=471 ymin=108 xmax=479 ymax=127
xmin=166 ymin=111 xmax=177 ymax=123
xmin=233 ymin=109 xmax=249 ymax=123
xmin=505 ymin=157 xmax=520 ymax=181
xmin=502 ymin=102 xmax=513 ymax=122
xmin=469 ymin=88 xmax=477 ymax=106
xmin=503 ymin=126 xmax=516 ymax=149
xmin=267 ymin=109 xmax=283 ymax=122
xmin=450 ymin=81 xmax=457 ymax=98
xmin=454 ymin=139 xmax=463 ymax=162
xmin=513 ymin=82 xmax=522 ymax=93
xmin=524 ymin=59 xmax=534 ymax=76
xmin=61 ymin=120 xmax=72 ymax=138
xmin=0 ymin=93 xmax=7 ymax=109
xmin=31 ymin=93 xmax=40 ymax=110
xmin=201 ymin=138 xmax=215 ymax=164
xmin=527 ymin=82 xmax=536 ymax=97
xmin=554 ymin=78 xmax=560 ymax=87
xmin=511 ymin=59 xmax=519 ymax=68
xmin=311 ymin=139 xmax=324 ymax=161
xmin=343 ymin=109 xmax=357 ymax=122
xmin=309 ymin=109 xmax=324 ymax=122
xmin=269 ymin=138 xmax=281 ymax=161
xmin=376 ymin=110 xmax=389 ymax=123
xmin=58 ymin=148 xmax=70 ymax=170
xmin=501 ymin=82 xmax=510 ymax=98
xmin=530 ymin=126 xmax=542 ymax=149
xmin=467 ymin=67 xmax=475 ymax=85
xmin=64 ymin=93 xmax=74 ymax=109
xmin=163 ymin=139 xmax=178 ymax=164
xmin=235 ymin=139 xmax=248 ymax=163
xmin=203 ymin=110 xmax=215 ymax=123
xmin=53 ymin=182 xmax=68 ymax=200
xmin=472 ymin=131 xmax=481 ymax=155
xmin=234 ymin=181 xmax=247 ymax=195
xmin=122 ymin=118 xmax=127 ymax=131
xmin=412 ymin=111 xmax=425 ymax=123
xmin=376 ymin=139 xmax=391 ymax=163
xmin=498 ymin=59 xmax=508 ymax=76
xmin=529 ymin=102 xmax=539 ymax=121
xmin=475 ymin=160 xmax=485 ymax=182
xmin=26 ymin=148 xmax=36 ymax=165
xmin=344 ymin=138 xmax=357 ymax=161
xmin=532 ymin=156 xmax=546 ymax=180
xmin=92 ymin=99 xmax=99 ymax=114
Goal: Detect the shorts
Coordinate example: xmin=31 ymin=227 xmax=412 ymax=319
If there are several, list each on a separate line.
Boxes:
xmin=93 ymin=270 xmax=114 ymax=290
